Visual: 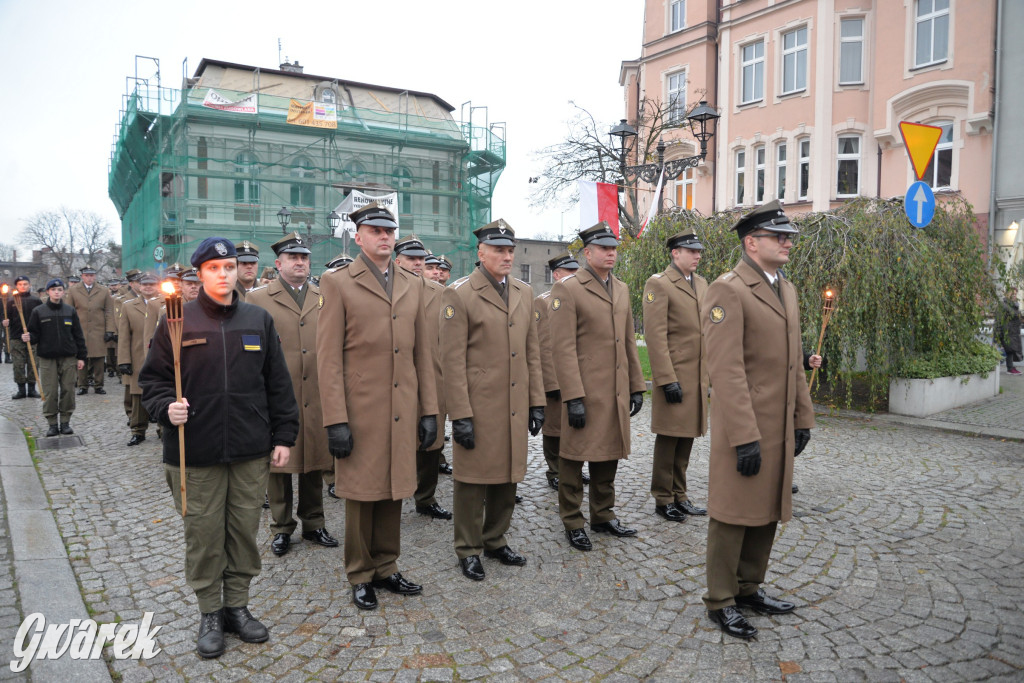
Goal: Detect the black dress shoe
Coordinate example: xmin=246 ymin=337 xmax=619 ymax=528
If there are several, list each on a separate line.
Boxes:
xmin=59 ymin=423 xmax=73 ymax=435
xmin=564 ymin=528 xmax=592 ymax=551
xmin=45 ymin=424 xmax=59 ymax=437
xmin=271 ymin=533 xmax=290 ymax=556
xmin=327 ymin=483 xmax=340 ymax=499
xmin=77 ymin=387 xmax=88 ymax=396
xmin=792 ymin=484 xmax=799 ymax=494
xmin=372 ymin=572 xmax=422 ymax=595
xmin=591 ymin=519 xmax=637 ymax=537
xmin=460 ymin=555 xmax=485 ymax=580
xmin=708 ymin=606 xmax=758 ymax=639
xmin=735 ymin=589 xmax=796 ymax=615
xmin=438 ymin=463 xmax=453 ymax=475
xmin=655 ymin=504 xmax=687 ymax=522
xmin=301 ymin=528 xmax=339 ymax=547
xmin=547 ymin=477 xmax=559 ymax=491
xmin=196 ymin=609 xmax=225 ymax=658
xmin=223 ymin=606 xmax=269 ymax=643
xmin=677 ymin=500 xmax=707 ymax=516
xmin=352 ymin=583 xmax=378 ymax=610
xmin=484 ymin=546 xmax=527 ymax=566
xmin=93 ymin=387 xmax=106 ymax=395
xmin=415 ymin=502 xmax=453 ymax=520
xmin=127 ymin=434 xmax=146 ymax=446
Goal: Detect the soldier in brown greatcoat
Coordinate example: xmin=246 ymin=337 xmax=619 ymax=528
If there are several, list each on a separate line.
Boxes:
xmin=549 ymin=222 xmax=646 ymax=552
xmin=533 ymin=251 xmax=580 ymax=491
xmin=701 ymin=200 xmax=815 ymax=640
xmin=117 ymin=272 xmax=164 ymax=446
xmin=117 ymin=270 xmax=141 ymax=419
xmin=316 ymin=201 xmax=437 ymax=611
xmin=442 ymin=220 xmax=544 ymax=581
xmin=642 ymin=232 xmax=710 ymax=522
xmin=235 ymin=241 xmax=260 ymax=300
xmin=248 ymin=233 xmax=337 ymax=557
xmin=65 ymin=265 xmax=115 ymax=394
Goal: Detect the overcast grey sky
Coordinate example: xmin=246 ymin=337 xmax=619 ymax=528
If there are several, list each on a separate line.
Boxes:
xmin=0 ymin=0 xmax=644 ymax=253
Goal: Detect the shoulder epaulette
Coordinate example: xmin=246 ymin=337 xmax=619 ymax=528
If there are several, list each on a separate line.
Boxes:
xmin=451 ymin=276 xmax=470 ymax=289
xmin=538 ymin=291 xmax=551 ymax=300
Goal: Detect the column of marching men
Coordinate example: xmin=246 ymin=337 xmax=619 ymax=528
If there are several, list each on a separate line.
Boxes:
xmin=0 ymin=198 xmax=815 ymax=657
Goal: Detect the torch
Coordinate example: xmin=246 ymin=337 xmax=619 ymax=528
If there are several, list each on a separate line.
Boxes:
xmin=808 ymin=288 xmax=837 ymax=395
xmin=161 ymin=280 xmax=188 ymax=516
xmin=11 ymin=292 xmax=44 ymax=402
xmin=1 ymin=283 xmax=9 ymax=356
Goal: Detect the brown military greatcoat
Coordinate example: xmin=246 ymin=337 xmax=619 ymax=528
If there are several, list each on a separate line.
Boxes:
xmin=316 ymin=257 xmax=437 ymax=502
xmin=702 ymin=259 xmax=815 ymax=526
xmin=421 ymin=277 xmax=446 ymax=451
xmin=65 ymin=282 xmax=115 ymax=357
xmin=534 ymin=290 xmax=562 ymax=438
xmin=549 ymin=268 xmax=646 ymax=461
xmin=247 ymin=279 xmax=331 ymax=475
xmin=117 ymin=296 xmax=163 ymax=395
xmin=441 ymin=268 xmax=544 ymax=484
xmin=642 ymin=266 xmax=709 ymax=437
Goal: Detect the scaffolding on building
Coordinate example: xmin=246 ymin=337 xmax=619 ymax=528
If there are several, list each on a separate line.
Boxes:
xmin=108 ymin=58 xmax=506 ymax=276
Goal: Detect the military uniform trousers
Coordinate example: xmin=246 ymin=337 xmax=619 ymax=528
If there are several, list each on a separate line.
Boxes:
xmin=703 ymin=518 xmax=779 ymax=611
xmin=414 ymin=447 xmax=444 ymax=507
xmin=123 ymin=385 xmax=132 ymax=419
xmin=105 ymin=346 xmax=117 ymax=374
xmin=129 ymin=394 xmax=149 ymax=437
xmin=344 ymin=499 xmax=402 ymax=585
xmin=38 ymin=356 xmax=77 ymax=425
xmin=321 ymin=463 xmax=334 ymax=488
xmin=10 ymin=339 xmax=35 ymax=385
xmin=453 ymin=481 xmax=517 ymax=559
xmin=164 ymin=457 xmax=269 ymax=613
xmin=78 ymin=356 xmax=105 ymax=388
xmin=651 ymin=435 xmax=695 ymax=506
xmin=542 ymin=436 xmax=560 ymax=484
xmin=268 ymin=471 xmax=325 ymax=535
xmin=558 ymin=458 xmax=619 ymax=529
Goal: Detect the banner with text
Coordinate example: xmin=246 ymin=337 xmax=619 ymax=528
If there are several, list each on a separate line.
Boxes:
xmin=200 ymin=90 xmax=258 ymax=114
xmin=287 ymin=99 xmax=338 ymax=129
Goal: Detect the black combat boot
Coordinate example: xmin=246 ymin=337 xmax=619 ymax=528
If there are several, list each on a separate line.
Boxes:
xmin=11 ymin=384 xmax=26 ymax=400
xmin=26 ymin=384 xmax=40 ymax=398
xmin=196 ymin=609 xmax=225 ymax=658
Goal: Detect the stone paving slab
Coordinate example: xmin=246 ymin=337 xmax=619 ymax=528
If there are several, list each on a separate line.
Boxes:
xmin=0 ymin=377 xmax=1022 ymax=680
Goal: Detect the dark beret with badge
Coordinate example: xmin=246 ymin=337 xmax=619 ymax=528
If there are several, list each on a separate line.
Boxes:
xmin=394 ymin=234 xmax=429 ymax=258
xmin=325 ymin=253 xmax=354 ymax=269
xmin=666 ymin=232 xmax=704 ymax=251
xmin=474 ymin=218 xmax=516 ymax=246
xmin=45 ymin=278 xmax=65 ymax=290
xmin=191 ymin=236 xmax=238 ymax=268
xmin=235 ymin=240 xmax=260 ymax=263
xmin=579 ymin=221 xmax=620 ymax=247
xmin=349 ymin=200 xmax=398 ymax=229
xmin=272 ymin=231 xmax=311 ymax=256
xmin=548 ymin=250 xmax=580 ymax=271
xmin=731 ymin=199 xmax=798 ymax=239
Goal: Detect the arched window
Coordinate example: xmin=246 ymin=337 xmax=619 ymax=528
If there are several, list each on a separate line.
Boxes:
xmin=343 ymin=160 xmax=366 ymax=184
xmin=290 ymin=155 xmax=315 ymax=207
xmin=234 ymin=152 xmax=260 ymax=203
xmin=321 ymin=89 xmax=337 ymax=105
xmin=393 ymin=166 xmax=413 ymax=215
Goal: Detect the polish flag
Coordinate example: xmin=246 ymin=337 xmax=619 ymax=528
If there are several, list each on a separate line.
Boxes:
xmin=578 ymin=180 xmax=620 ymax=236
xmin=637 ymin=169 xmax=665 ymax=238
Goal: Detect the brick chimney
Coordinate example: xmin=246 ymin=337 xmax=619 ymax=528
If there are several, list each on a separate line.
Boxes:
xmin=280 ymin=60 xmax=304 ymax=74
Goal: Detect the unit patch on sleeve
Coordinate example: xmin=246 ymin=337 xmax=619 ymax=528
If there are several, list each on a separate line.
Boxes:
xmin=709 ymin=306 xmax=726 ymax=324
xmin=645 ymin=291 xmax=655 ymax=303
xmin=444 ymin=305 xmax=455 ymax=320
xmin=551 ymin=298 xmax=561 ymax=311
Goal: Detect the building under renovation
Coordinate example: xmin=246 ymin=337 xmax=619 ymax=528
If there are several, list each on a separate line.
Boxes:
xmin=108 ymin=57 xmax=506 ymax=275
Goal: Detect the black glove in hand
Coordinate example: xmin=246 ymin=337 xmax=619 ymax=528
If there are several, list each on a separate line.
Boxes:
xmin=452 ymin=418 xmax=475 ymax=449
xmin=566 ymin=398 xmax=586 ymax=429
xmin=104 ymin=331 xmax=116 ymax=343
xmin=736 ymin=441 xmax=761 ymax=477
xmin=662 ymin=382 xmax=682 ymax=404
xmin=117 ymin=363 xmax=132 ymax=376
xmin=327 ymin=423 xmax=353 ymax=459
xmin=629 ymin=392 xmax=644 ymax=417
xmin=794 ymin=429 xmax=811 ymax=456
xmin=529 ymin=406 xmax=544 ymax=436
xmin=545 ymin=389 xmax=561 ymax=401
xmin=418 ymin=415 xmax=437 ymax=451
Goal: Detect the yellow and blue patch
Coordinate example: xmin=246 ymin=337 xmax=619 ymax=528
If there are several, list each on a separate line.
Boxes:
xmin=241 ymin=334 xmax=262 ymax=352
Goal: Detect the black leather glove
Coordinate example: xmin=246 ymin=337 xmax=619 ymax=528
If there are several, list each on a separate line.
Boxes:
xmin=117 ymin=363 xmax=132 ymax=376
xmin=545 ymin=389 xmax=561 ymax=401
xmin=662 ymin=382 xmax=682 ymax=404
xmin=418 ymin=415 xmax=437 ymax=451
xmin=794 ymin=429 xmax=811 ymax=456
xmin=566 ymin=398 xmax=585 ymax=429
xmin=104 ymin=331 xmax=116 ymax=343
xmin=326 ymin=423 xmax=353 ymax=459
xmin=452 ymin=418 xmax=475 ymax=449
xmin=736 ymin=441 xmax=761 ymax=477
xmin=529 ymin=406 xmax=544 ymax=436
xmin=629 ymin=392 xmax=644 ymax=416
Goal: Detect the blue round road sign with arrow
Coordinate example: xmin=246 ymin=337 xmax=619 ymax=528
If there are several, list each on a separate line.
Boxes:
xmin=904 ymin=180 xmax=935 ymax=229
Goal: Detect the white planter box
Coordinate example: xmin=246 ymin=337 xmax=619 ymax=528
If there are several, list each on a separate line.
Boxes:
xmin=888 ymin=369 xmax=1000 ymax=418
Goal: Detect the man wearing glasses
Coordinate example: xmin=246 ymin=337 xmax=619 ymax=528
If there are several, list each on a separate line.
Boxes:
xmin=700 ymin=200 xmax=815 ymax=639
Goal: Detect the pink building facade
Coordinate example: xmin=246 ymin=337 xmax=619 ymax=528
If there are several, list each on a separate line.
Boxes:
xmin=622 ymin=0 xmax=996 ymax=237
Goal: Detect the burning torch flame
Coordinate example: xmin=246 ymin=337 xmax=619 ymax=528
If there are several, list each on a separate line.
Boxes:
xmin=824 ymin=289 xmax=835 ymax=299
xmin=0 ymin=284 xmax=8 ymax=295
xmin=161 ymin=281 xmax=177 ymax=296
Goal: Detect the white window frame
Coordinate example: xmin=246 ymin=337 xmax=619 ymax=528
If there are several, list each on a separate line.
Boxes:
xmin=781 ymin=27 xmax=808 ymax=95
xmin=321 ymin=89 xmax=337 ymax=105
xmin=674 ymin=167 xmax=696 ymax=211
xmin=754 ymin=145 xmax=766 ymax=204
xmin=915 ymin=0 xmax=950 ymax=68
xmin=670 ymin=0 xmax=685 ymax=33
xmin=776 ymin=142 xmax=787 ymax=201
xmin=740 ymin=41 xmax=765 ymax=105
xmin=836 ymin=135 xmax=861 ymax=198
xmin=667 ymin=71 xmax=687 ymax=124
xmin=735 ymin=149 xmax=746 ymax=206
xmin=839 ymin=17 xmax=864 ymax=85
xmin=923 ymin=121 xmax=954 ymax=190
xmin=798 ymin=139 xmax=811 ymax=200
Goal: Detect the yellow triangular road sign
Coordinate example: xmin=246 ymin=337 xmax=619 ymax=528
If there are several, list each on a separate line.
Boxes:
xmin=899 ymin=121 xmax=943 ymax=181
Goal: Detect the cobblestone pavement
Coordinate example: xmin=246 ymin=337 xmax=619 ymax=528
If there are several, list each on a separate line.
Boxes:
xmin=926 ymin=369 xmax=1024 ymax=434
xmin=1 ymin=377 xmax=1023 ymax=681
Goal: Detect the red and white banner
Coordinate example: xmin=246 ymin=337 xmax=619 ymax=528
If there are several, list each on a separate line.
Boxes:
xmin=578 ymin=180 xmax=620 ymax=236
xmin=201 ymin=90 xmax=258 ymax=114
xmin=638 ymin=169 xmax=665 ymax=237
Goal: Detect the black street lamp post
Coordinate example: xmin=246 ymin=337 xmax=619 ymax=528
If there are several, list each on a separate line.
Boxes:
xmin=277 ymin=206 xmax=342 ymax=246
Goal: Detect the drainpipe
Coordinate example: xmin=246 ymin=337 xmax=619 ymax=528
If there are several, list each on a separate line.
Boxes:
xmin=987 ymin=0 xmax=1003 ymax=261
xmin=711 ymin=0 xmax=721 ymax=214
xmin=876 ymin=144 xmax=882 ymax=198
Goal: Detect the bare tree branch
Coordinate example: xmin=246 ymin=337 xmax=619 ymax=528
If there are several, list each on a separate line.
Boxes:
xmin=0 ymin=243 xmax=14 ymax=261
xmin=20 ymin=207 xmax=114 ymax=277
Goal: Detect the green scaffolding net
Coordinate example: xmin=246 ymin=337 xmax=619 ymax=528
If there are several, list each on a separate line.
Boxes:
xmin=109 ymin=82 xmax=505 ymax=277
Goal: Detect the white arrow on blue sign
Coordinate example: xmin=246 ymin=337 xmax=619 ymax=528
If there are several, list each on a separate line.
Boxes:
xmin=904 ymin=180 xmax=935 ymax=229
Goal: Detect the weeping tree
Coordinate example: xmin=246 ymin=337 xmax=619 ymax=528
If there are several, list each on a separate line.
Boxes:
xmin=615 ymin=197 xmax=999 ymax=406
